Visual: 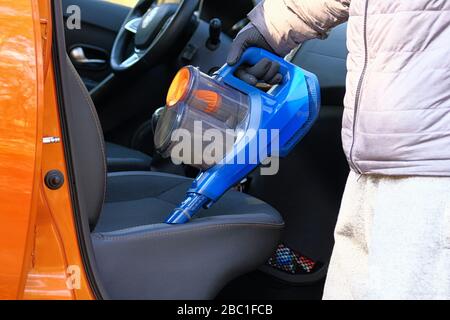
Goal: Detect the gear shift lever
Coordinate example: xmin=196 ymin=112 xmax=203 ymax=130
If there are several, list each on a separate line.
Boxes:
xmin=207 ymin=18 xmax=222 ymax=50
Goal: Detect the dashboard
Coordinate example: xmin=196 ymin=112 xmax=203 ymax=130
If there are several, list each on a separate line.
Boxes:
xmin=152 ymin=0 xmax=258 ymax=37
xmin=199 ymin=0 xmax=256 ymax=36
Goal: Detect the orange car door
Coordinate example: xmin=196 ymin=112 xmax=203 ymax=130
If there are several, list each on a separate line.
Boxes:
xmin=0 ymin=0 xmax=44 ymax=299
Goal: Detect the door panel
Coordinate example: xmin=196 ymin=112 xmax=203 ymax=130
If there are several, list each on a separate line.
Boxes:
xmin=248 ymin=24 xmax=349 ymax=275
xmin=61 ymin=0 xmax=174 ymax=153
xmin=62 ymin=0 xmax=131 ymax=90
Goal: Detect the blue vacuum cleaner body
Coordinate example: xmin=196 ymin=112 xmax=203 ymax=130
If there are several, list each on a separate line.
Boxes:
xmin=155 ymin=48 xmax=320 ymax=224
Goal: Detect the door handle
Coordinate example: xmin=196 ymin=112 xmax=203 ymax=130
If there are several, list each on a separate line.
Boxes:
xmin=70 ymin=47 xmax=106 ymax=67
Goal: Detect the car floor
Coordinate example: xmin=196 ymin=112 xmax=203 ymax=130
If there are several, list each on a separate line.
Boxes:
xmin=216 ymin=270 xmax=325 ymax=300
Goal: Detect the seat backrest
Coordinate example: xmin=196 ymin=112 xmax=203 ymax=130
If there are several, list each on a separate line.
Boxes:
xmin=59 ymin=55 xmax=107 ymax=228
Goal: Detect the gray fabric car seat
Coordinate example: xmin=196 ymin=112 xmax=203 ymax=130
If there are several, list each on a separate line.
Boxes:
xmin=93 ymin=172 xmax=284 ymax=299
xmin=105 ymin=142 xmax=152 ymax=172
xmin=63 ymin=55 xmax=284 ymax=299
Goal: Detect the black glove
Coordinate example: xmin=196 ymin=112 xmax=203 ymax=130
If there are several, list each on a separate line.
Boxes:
xmin=227 ymin=23 xmax=282 ymax=87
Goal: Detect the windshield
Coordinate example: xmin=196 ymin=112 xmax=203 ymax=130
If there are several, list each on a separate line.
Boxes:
xmin=105 ymin=0 xmax=181 ymax=7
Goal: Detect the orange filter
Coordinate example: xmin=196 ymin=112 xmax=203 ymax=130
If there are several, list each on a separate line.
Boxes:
xmin=193 ymin=90 xmax=222 ymax=113
xmin=166 ymin=67 xmax=191 ymax=107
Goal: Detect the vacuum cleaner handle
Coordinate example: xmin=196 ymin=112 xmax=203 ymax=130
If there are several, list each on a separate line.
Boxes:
xmin=218 ymin=47 xmax=300 ymax=100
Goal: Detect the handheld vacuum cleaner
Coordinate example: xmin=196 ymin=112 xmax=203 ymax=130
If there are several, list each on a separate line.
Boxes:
xmin=154 ymin=48 xmax=320 ymax=224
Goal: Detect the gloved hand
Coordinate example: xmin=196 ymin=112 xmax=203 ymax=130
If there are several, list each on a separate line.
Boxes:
xmin=227 ymin=23 xmax=282 ymax=86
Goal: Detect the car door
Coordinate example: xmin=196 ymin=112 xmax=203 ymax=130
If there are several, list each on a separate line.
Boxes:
xmin=62 ymin=0 xmax=133 ymax=91
xmin=218 ymin=24 xmax=349 ymax=300
xmin=61 ymin=0 xmax=172 ymax=153
xmin=0 ymin=0 xmax=44 ymax=299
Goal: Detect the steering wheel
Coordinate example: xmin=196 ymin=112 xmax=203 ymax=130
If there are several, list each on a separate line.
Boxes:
xmin=111 ymin=0 xmax=198 ymax=74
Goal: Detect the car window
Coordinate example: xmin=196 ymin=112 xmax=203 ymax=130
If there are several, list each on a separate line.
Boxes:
xmin=104 ymin=0 xmax=138 ymax=7
xmin=104 ymin=0 xmax=180 ymax=8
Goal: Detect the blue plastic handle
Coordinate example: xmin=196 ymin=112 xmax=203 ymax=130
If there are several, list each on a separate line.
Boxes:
xmin=217 ymin=47 xmax=295 ymax=99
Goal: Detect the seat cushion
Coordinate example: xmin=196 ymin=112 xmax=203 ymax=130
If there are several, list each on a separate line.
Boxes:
xmin=95 ymin=172 xmax=283 ymax=232
xmin=105 ymin=142 xmax=152 ymax=172
xmin=92 ymin=172 xmax=284 ymax=299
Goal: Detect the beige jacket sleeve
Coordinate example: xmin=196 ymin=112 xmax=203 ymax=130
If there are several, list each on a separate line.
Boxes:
xmin=248 ymin=0 xmax=350 ymax=56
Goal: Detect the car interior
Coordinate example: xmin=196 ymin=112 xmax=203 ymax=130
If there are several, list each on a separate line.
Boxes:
xmin=54 ymin=0 xmax=349 ymax=299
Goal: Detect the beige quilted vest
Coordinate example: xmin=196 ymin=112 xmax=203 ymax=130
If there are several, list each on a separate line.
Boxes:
xmin=250 ymin=0 xmax=450 ymax=176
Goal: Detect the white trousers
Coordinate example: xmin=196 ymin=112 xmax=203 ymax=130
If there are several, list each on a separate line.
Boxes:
xmin=323 ymin=172 xmax=450 ymax=300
